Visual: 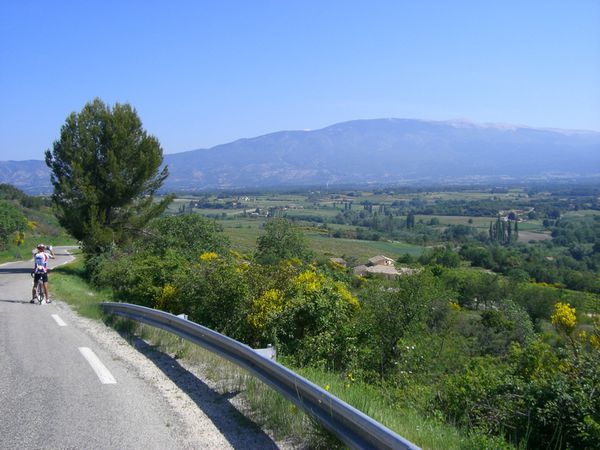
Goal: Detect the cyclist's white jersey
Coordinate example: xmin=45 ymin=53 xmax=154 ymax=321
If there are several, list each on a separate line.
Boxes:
xmin=34 ymin=251 xmax=49 ymax=274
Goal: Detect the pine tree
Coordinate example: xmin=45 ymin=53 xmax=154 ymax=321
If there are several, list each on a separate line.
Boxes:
xmin=45 ymin=98 xmax=171 ymax=253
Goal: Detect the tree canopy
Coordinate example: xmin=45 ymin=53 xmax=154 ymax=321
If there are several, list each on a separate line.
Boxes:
xmin=255 ymin=218 xmax=310 ymax=264
xmin=45 ymin=98 xmax=170 ymax=252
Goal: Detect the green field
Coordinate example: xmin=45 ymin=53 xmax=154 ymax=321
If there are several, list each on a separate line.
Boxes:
xmin=563 ymin=209 xmax=600 ymax=218
xmin=218 ymin=219 xmax=425 ymax=261
xmin=306 ymin=234 xmax=425 ymax=261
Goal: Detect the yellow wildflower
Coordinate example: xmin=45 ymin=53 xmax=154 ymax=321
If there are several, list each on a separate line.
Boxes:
xmin=295 ymin=270 xmax=325 ymax=293
xmin=551 ymin=302 xmax=577 ymax=335
xmin=449 ymin=301 xmax=461 ymax=311
xmin=155 ymin=284 xmax=177 ymax=310
xmin=199 ymin=252 xmax=219 ymax=262
xmin=334 ymin=282 xmax=360 ymax=309
xmin=247 ymin=289 xmax=286 ymax=329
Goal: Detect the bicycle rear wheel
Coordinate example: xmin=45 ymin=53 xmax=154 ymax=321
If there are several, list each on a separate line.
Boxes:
xmin=37 ymin=282 xmax=45 ymax=304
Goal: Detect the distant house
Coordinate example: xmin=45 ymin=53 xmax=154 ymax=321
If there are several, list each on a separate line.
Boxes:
xmin=368 ymin=255 xmax=395 ymax=266
xmin=353 ymin=265 xmax=370 ymax=277
xmin=330 ymin=257 xmax=348 ymax=267
xmin=352 ymin=254 xmax=416 ymax=280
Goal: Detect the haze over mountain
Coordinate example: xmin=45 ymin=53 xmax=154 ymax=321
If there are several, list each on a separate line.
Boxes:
xmin=2 ymin=118 xmax=600 ymax=194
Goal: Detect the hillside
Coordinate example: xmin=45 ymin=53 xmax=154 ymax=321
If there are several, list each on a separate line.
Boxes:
xmin=165 ymin=119 xmax=600 ymax=190
xmin=0 ymin=160 xmax=51 ymax=194
xmin=2 ymin=118 xmax=600 ymax=194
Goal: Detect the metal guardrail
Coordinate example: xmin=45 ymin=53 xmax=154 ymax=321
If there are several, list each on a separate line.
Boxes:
xmin=100 ymin=302 xmax=420 ymax=450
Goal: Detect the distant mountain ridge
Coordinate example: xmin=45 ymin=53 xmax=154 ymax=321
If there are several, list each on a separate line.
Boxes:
xmin=0 ymin=159 xmax=51 ymax=195
xmin=2 ymin=118 xmax=600 ymax=194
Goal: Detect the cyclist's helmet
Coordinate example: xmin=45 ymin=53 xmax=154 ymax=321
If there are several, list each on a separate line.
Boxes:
xmin=37 ymin=243 xmax=45 ymax=250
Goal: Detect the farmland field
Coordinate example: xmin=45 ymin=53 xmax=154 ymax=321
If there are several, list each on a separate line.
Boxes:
xmin=305 ymin=234 xmax=425 ymax=261
xmin=219 ymin=220 xmax=425 ymax=261
xmin=518 ymin=230 xmax=552 ymax=242
xmin=170 ymin=188 xmax=600 ymax=266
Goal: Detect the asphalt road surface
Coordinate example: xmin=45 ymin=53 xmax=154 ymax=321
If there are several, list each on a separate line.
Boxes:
xmin=0 ymin=247 xmax=286 ymax=450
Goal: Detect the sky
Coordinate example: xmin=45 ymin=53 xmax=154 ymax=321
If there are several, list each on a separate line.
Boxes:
xmin=1 ymin=1 xmax=599 ymax=161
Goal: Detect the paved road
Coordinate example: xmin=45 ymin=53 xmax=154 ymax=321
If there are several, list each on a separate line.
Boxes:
xmin=0 ymin=247 xmax=283 ymax=450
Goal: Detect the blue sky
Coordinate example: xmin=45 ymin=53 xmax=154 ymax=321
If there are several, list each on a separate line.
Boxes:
xmin=1 ymin=1 xmax=599 ymax=160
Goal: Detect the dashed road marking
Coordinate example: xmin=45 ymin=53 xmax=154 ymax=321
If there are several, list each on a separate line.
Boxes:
xmin=78 ymin=347 xmax=117 ymax=384
xmin=51 ymin=314 xmax=67 ymax=326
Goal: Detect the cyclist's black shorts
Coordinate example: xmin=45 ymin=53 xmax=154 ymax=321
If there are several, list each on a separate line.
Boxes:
xmin=34 ymin=272 xmax=48 ymax=283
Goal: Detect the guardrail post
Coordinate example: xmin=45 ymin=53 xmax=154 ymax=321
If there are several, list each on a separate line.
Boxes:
xmin=254 ymin=343 xmax=277 ymax=360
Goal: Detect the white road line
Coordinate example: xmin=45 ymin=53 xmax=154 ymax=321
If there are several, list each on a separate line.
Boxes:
xmin=78 ymin=347 xmax=117 ymax=384
xmin=51 ymin=314 xmax=67 ymax=327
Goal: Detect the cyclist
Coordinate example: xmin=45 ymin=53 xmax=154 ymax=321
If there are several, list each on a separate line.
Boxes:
xmin=31 ymin=243 xmax=55 ymax=304
xmin=31 ymin=244 xmax=54 ymax=258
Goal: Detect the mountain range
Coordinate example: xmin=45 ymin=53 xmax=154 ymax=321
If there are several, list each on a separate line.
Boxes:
xmin=2 ymin=118 xmax=600 ymax=194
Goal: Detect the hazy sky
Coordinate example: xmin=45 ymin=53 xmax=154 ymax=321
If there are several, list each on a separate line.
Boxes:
xmin=1 ymin=1 xmax=599 ymax=160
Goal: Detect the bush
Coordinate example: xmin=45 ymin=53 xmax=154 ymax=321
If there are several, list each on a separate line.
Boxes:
xmin=0 ymin=201 xmax=26 ymax=249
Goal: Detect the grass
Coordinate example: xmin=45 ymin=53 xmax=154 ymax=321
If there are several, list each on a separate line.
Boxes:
xmin=50 ymin=252 xmax=111 ymax=319
xmin=307 ymin=234 xmax=425 ymax=261
xmin=219 ymin=227 xmax=426 ymax=262
xmin=218 ymin=221 xmax=427 ymax=261
xmin=220 ymin=226 xmax=262 ymax=254
xmin=290 ymin=366 xmax=512 ymax=450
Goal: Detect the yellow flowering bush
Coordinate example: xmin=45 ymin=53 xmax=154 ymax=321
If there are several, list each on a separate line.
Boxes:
xmin=294 ymin=270 xmax=325 ymax=293
xmin=13 ymin=231 xmax=25 ymax=246
xmin=334 ymin=281 xmax=360 ymax=309
xmin=155 ymin=283 xmax=178 ymax=310
xmin=247 ymin=288 xmax=286 ymax=330
xmin=199 ymin=251 xmax=219 ymax=262
xmin=551 ymin=302 xmax=577 ymax=335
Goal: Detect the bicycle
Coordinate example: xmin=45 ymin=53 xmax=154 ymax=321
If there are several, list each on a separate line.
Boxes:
xmin=31 ymin=271 xmax=46 ymax=304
